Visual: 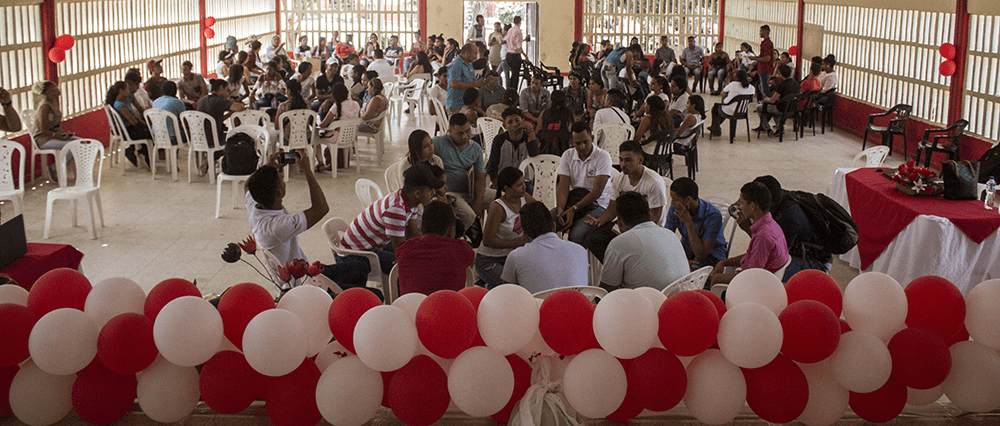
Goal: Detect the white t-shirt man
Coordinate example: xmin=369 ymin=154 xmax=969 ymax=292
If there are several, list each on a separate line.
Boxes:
xmin=501 ymin=232 xmax=589 ymax=293
xmin=608 ymin=166 xmax=668 ymax=226
xmin=246 ymin=191 xmax=308 ymax=265
xmin=428 ymin=83 xmax=448 ymax=110
xmin=719 ymin=81 xmax=756 ymax=116
xmin=367 ymin=59 xmax=395 ymax=80
xmin=669 ymin=91 xmax=689 ymax=114
xmin=557 ymin=145 xmax=614 ymax=208
xmin=600 ymin=222 xmax=689 ymax=290
xmin=592 ymin=106 xmax=629 ymax=130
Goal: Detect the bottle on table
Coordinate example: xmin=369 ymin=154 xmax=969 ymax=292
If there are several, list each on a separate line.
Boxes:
xmin=986 ymin=177 xmax=996 ymax=210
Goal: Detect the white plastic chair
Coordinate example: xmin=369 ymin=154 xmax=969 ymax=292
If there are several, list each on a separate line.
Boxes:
xmin=852 ymin=146 xmax=891 ymax=168
xmin=216 ymin=125 xmax=269 ymax=218
xmin=774 ymin=256 xmax=792 ymax=281
xmin=104 ymin=105 xmax=153 ymax=171
xmin=384 ymin=160 xmax=404 ymax=193
xmin=180 ymin=110 xmax=224 ymax=184
xmin=710 ymin=284 xmax=727 ymax=298
xmin=316 ymin=117 xmax=363 ymax=178
xmin=43 ymin=140 xmax=104 ymax=239
xmin=22 ymin=109 xmax=60 ymax=183
xmin=532 ymin=286 xmax=608 ymax=302
xmin=710 ymin=257 xmax=792 ymax=298
xmin=278 ymin=109 xmax=320 ymax=181
xmin=355 ymin=178 xmax=384 ymax=208
xmin=227 ymin=110 xmax=270 ymax=128
xmin=519 ymin=154 xmax=561 ymax=209
xmin=429 ymin=97 xmax=450 ymax=137
xmin=594 ymin=122 xmax=635 ymax=165
xmin=478 ymin=117 xmax=503 ymax=162
xmin=708 ymin=197 xmax=738 ymax=259
xmin=143 ymin=109 xmax=184 ymax=182
xmin=0 ymin=141 xmax=26 ymax=216
xmin=394 ymin=85 xmax=424 ymax=125
xmin=322 ymin=217 xmax=389 ymax=300
xmin=357 ymin=109 xmax=388 ymax=165
xmin=661 ymin=266 xmax=713 ymax=296
xmin=387 ymin=264 xmax=474 ymax=304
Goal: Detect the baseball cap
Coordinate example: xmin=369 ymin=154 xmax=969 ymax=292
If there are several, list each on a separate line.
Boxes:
xmin=146 ymin=59 xmax=163 ymax=71
xmin=403 ymin=164 xmax=445 ymax=190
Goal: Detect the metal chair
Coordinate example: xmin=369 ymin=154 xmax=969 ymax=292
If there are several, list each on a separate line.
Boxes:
xmin=851 ymin=146 xmax=891 ymax=168
xmin=21 ymin=109 xmax=61 ymax=183
xmin=355 ymin=178 xmax=384 ymax=208
xmin=0 ymin=140 xmax=26 ymax=216
xmin=43 ymin=140 xmax=105 ymax=239
xmin=143 ymin=109 xmax=185 ymax=182
xmin=862 ymin=104 xmax=912 ymax=160
xmin=708 ymin=94 xmax=753 ymax=144
xmin=661 ymin=266 xmax=713 ymax=296
xmin=519 ymin=154 xmax=561 ymax=209
xmin=322 ymin=217 xmax=389 ymax=301
xmin=915 ymin=120 xmax=970 ymax=167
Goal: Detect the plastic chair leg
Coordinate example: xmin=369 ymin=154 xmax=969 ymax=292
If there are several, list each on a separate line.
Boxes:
xmin=82 ymin=195 xmax=96 ymax=239
xmin=11 ymin=195 xmax=23 ymax=217
xmin=44 ymin=196 xmax=54 ymax=239
xmin=232 ymin=179 xmax=239 ymax=210
xmin=71 ymin=199 xmax=78 ymax=228
xmin=95 ymin=192 xmax=105 ymax=227
xmin=215 ymin=178 xmax=223 ymax=218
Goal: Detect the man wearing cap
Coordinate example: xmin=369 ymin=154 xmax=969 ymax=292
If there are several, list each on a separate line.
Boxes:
xmin=144 ymin=59 xmax=167 ymax=101
xmin=216 ymin=50 xmax=235 ymax=78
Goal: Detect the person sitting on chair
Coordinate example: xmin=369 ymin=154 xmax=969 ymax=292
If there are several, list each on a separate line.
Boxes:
xmin=485 ymin=107 xmax=539 ymax=188
xmin=707 ymin=69 xmax=756 ymax=137
xmin=501 ymin=201 xmax=589 ymax=293
xmin=664 ymin=177 xmax=728 ymax=270
xmin=395 ymin=200 xmax=475 ymax=295
xmin=554 ymin=121 xmax=613 ymax=246
xmin=599 ymin=191 xmax=689 ymax=291
xmin=709 ymin=181 xmax=789 ymax=286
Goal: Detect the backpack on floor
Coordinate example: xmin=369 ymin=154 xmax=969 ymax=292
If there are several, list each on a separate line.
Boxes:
xmin=221 ymin=132 xmax=259 ymax=175
xmin=976 ymin=143 xmax=1000 ymax=184
xmin=782 ymin=190 xmax=859 ymax=255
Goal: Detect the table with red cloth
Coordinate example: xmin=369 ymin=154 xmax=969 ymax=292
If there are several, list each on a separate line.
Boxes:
xmin=829 ymin=168 xmax=1000 ymax=295
xmin=0 ymin=243 xmax=84 ymax=290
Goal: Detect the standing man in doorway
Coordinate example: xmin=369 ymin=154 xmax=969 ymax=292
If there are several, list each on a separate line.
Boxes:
xmin=505 ymin=16 xmax=525 ymax=91
xmin=749 ymin=25 xmax=775 ymax=98
xmin=466 ymin=14 xmax=487 ymax=45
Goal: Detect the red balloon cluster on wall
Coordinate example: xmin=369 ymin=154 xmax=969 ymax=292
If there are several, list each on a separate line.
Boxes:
xmin=48 ymin=34 xmax=76 ymax=64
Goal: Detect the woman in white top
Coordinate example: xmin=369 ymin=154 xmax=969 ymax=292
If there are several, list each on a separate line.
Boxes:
xmin=400 ymin=129 xmax=444 ymax=173
xmin=488 ymin=22 xmax=505 ymax=69
xmin=316 ymin=83 xmax=361 ymax=172
xmin=673 ymin=95 xmax=706 ymax=149
xmin=475 ymin=166 xmax=536 ymax=288
xmin=707 ymin=69 xmax=756 ymax=137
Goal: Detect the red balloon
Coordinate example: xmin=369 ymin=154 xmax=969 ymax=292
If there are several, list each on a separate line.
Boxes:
xmin=788 ymin=45 xmax=798 ymax=56
xmin=266 ymin=358 xmax=322 ymax=426
xmin=940 ymin=60 xmax=956 ymax=77
xmin=0 ymin=304 xmax=36 ymax=366
xmin=904 ymin=276 xmax=965 ymax=341
xmin=380 ymin=371 xmax=393 ymax=408
xmin=840 ymin=318 xmax=852 ymax=334
xmin=785 ymin=270 xmax=843 ymax=316
xmin=887 ymin=327 xmax=951 ymax=390
xmin=458 ymin=286 xmax=488 ymax=347
xmin=47 ymin=47 xmax=66 ymax=63
xmin=97 ymin=313 xmax=157 ymax=375
xmin=72 ymin=360 xmax=137 ymax=425
xmin=779 ymin=300 xmax=841 ymax=363
xmin=607 ymin=357 xmax=643 ymax=422
xmin=204 ymin=16 xmax=216 ymax=27
xmin=200 ymin=351 xmax=266 ymax=414
xmin=204 ymin=28 xmax=216 ymax=39
xmin=328 ymin=288 xmax=382 ymax=353
xmin=741 ymin=353 xmax=809 ymax=423
xmin=658 ymin=291 xmax=719 ymax=356
xmin=54 ymin=34 xmax=75 ymax=50
xmin=491 ymin=354 xmax=533 ymax=422
xmin=539 ymin=289 xmax=595 ymax=356
xmin=947 ymin=323 xmax=969 ymax=346
xmin=849 ymin=376 xmax=906 ymax=423
xmin=217 ymin=283 xmax=275 ymax=349
xmin=388 ymin=355 xmax=450 ymax=426
xmin=629 ymin=347 xmax=686 ymax=411
xmin=939 ymin=43 xmax=956 ymax=59
xmin=694 ymin=289 xmax=726 ymax=318
xmin=415 ymin=290 xmax=477 ymax=358
xmin=0 ymin=365 xmax=18 ymax=417
xmin=144 ymin=278 xmax=199 ymax=321
xmin=27 ymin=268 xmax=91 ymax=317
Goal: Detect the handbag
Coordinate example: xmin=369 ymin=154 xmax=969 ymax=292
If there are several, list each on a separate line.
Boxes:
xmin=942 ymin=160 xmax=980 ymax=200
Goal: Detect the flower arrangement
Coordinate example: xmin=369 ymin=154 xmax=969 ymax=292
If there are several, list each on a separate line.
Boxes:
xmin=892 ymin=161 xmax=942 ymax=196
xmin=222 ymin=234 xmax=326 ymax=294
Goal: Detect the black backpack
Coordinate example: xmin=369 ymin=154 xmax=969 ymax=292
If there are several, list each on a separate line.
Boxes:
xmin=782 ymin=190 xmax=859 ymax=255
xmin=976 ymin=143 xmax=1000 ymax=183
xmin=221 ymin=132 xmax=260 ymax=175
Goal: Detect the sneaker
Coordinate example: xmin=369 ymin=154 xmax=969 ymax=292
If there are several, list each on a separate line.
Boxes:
xmin=767 ymin=128 xmax=784 ymax=138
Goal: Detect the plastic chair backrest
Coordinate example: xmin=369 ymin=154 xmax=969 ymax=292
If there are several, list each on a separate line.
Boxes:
xmin=60 ymin=139 xmax=104 ymax=190
xmin=410 ymin=74 xmax=433 ymax=86
xmin=385 ymin=160 xmax=404 ymax=192
xmin=227 ymin=124 xmax=271 ymax=163
xmin=852 ymin=146 xmax=890 ymax=168
xmin=889 ymin=104 xmax=912 ymax=131
xmin=594 ymin=122 xmax=635 ymax=163
xmin=179 ymin=110 xmax=220 ymax=151
xmin=21 ymin=110 xmax=41 ymax=149
xmin=708 ymin=197 xmax=736 ymax=259
xmin=144 ymin=109 xmax=182 ymax=149
xmin=229 ymin=110 xmax=270 ymax=128
xmin=520 ymin=154 xmax=561 ymax=209
xmin=406 ymin=79 xmax=426 ymax=94
xmin=279 ymin=109 xmax=319 ymax=149
xmin=774 ymin=256 xmax=792 ymax=281
xmin=102 ymin=105 xmax=127 ymax=140
xmin=732 ymin=94 xmax=754 ymax=118
xmin=662 ymin=266 xmax=714 ymax=295
xmin=0 ymin=140 xmax=25 ymax=193
xmin=321 ymin=117 xmax=362 ymax=146
xmin=323 ymin=217 xmax=350 ymax=249
xmin=532 ymin=286 xmax=608 ymax=301
xmin=355 ymin=178 xmax=384 ymax=208
xmin=429 ymin=97 xmax=449 ymax=132
xmin=477 ymin=117 xmax=504 ymax=160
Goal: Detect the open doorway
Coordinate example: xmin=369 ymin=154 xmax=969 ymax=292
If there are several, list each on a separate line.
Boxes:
xmin=463 ymin=1 xmax=539 ymax=65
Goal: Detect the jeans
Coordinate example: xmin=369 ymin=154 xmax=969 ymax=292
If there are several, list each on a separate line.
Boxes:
xmin=583 ymin=221 xmax=618 ymax=263
xmin=552 ymin=205 xmax=605 ymax=246
xmin=707 ymin=67 xmax=726 ymax=92
xmin=474 ymin=253 xmax=507 ymax=289
xmin=451 ymin=189 xmax=497 ymax=233
xmin=684 ymin=65 xmax=702 ymax=81
xmin=758 ymin=73 xmax=771 ymax=98
xmin=756 ymin=103 xmax=783 ymax=131
xmin=505 ymin=53 xmax=522 ymax=91
xmin=601 ymin=63 xmax=619 ymax=92
xmin=326 ymin=245 xmax=396 ymax=290
xmin=782 ymin=256 xmax=832 ymax=283
xmin=255 ymin=93 xmax=288 ymax=109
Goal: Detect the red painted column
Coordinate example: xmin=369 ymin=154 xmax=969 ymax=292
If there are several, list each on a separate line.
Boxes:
xmin=948 ymin=0 xmax=969 ymax=125
xmin=575 ymin=0 xmax=583 ymax=42
xmin=794 ymin=0 xmax=804 ymax=77
xmin=40 ymin=0 xmax=58 ymax=83
xmin=718 ymin=0 xmax=725 ymax=44
xmin=418 ymin=0 xmax=427 ymax=44
xmin=199 ymin=0 xmax=208 ymax=76
xmin=276 ymin=0 xmax=282 ymax=36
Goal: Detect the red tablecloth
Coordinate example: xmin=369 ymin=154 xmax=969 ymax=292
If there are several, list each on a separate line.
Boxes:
xmin=845 ymin=168 xmax=1000 ymax=269
xmin=0 ymin=243 xmax=84 ymax=290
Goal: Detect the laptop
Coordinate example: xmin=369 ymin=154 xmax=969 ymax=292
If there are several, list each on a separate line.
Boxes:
xmin=0 ymin=215 xmax=27 ymax=269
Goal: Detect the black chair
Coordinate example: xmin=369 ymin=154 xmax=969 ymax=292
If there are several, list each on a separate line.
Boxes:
xmin=915 ymin=120 xmax=969 ymax=167
xmin=690 ymin=62 xmax=710 ymax=93
xmin=536 ymin=128 xmax=572 ymax=156
xmin=797 ymin=90 xmax=821 ymax=138
xmin=756 ymin=94 xmax=804 ymax=143
xmin=863 ymin=104 xmax=912 ymax=160
xmin=670 ymin=122 xmax=703 ymax=180
xmin=709 ymin=94 xmax=754 ymax=144
xmin=539 ymin=62 xmax=565 ymax=88
xmin=641 ymin=129 xmax=675 ymax=177
xmin=816 ymin=88 xmax=837 ymax=134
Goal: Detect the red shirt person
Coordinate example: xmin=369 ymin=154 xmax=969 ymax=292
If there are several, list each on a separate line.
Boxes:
xmin=395 ymin=200 xmax=475 ymax=295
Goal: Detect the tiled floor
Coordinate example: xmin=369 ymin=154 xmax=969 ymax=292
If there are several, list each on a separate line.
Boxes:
xmin=2 ymin=93 xmax=902 ymax=297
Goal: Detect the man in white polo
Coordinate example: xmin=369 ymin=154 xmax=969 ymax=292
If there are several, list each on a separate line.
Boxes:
xmin=600 ymin=191 xmax=689 ymax=291
xmin=555 ymin=121 xmax=613 ymax=246
xmin=502 ymin=201 xmax=589 ymax=293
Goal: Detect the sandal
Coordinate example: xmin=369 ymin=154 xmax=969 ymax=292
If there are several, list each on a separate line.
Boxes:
xmin=315 ymin=164 xmax=331 ymax=172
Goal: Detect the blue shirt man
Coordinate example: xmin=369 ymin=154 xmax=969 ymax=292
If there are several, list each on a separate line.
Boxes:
xmin=664 ymin=177 xmax=728 ymax=269
xmin=151 ymin=80 xmax=185 ymax=140
xmin=446 ymin=44 xmax=485 ymax=111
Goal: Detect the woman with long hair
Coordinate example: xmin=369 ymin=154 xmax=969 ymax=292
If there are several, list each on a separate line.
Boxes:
xmin=586 ymin=74 xmax=606 ymax=119
xmin=442 ymin=38 xmax=459 ymax=67
xmin=253 ymin=61 xmax=288 ymax=109
xmin=358 ymin=78 xmax=388 ymax=134
xmin=406 ymin=51 xmax=434 ymax=78
xmin=709 ymin=69 xmax=755 ymax=137
xmin=316 ymin=83 xmax=361 ymax=171
xmin=227 ymin=63 xmax=251 ymax=104
xmin=274 ymin=79 xmax=309 ymax=129
xmin=673 ymin=95 xmax=707 ymax=148
xmin=535 ymin=89 xmax=574 ymax=135
xmin=476 ymin=166 xmax=535 ymax=288
xmin=403 ymin=129 xmax=443 ymax=170
xmin=633 ymin=95 xmax=671 ymax=141
xmin=348 ymin=64 xmax=367 ymax=101
xmin=33 ymin=80 xmax=79 ymax=176
xmin=106 ymin=81 xmax=151 ymax=168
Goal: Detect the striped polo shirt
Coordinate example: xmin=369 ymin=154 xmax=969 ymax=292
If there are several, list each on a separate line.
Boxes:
xmin=342 ymin=189 xmax=422 ymax=250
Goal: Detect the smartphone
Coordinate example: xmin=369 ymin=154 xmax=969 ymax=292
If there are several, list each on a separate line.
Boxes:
xmin=281 ymin=151 xmax=300 ymax=164
xmin=728 ymin=204 xmax=739 ymax=219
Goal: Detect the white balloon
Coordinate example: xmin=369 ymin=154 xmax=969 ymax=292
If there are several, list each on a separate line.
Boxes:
xmin=84 ymin=277 xmax=145 ymax=328
xmin=152 ymin=296 xmax=223 ymax=367
xmin=353 ymin=305 xmax=418 ymax=372
xmin=277 ymin=285 xmax=333 ymax=357
xmin=827 ymin=331 xmax=891 ymax=393
xmin=478 ymin=284 xmax=539 ymax=355
xmin=315 ymin=341 xmax=352 ymax=372
xmin=717 ymin=302 xmax=782 ymax=368
xmin=633 ymin=286 xmax=667 ymax=311
xmin=684 ymin=349 xmax=746 ymax=425
xmin=562 ymin=349 xmax=626 ymax=419
xmin=725 ymin=268 xmax=787 ymax=315
xmin=391 ymin=292 xmax=426 ymax=322
xmin=28 ymin=308 xmax=98 ymax=375
xmin=242 ymin=309 xmax=308 ymax=377
xmin=448 ymin=346 xmax=515 ymax=417
xmin=798 ymin=361 xmax=849 ymax=426
xmin=843 ymin=272 xmax=907 ymax=341
xmin=316 ymin=356 xmax=383 ymax=426
xmin=965 ymin=279 xmax=1000 ymax=351
xmin=907 ymin=386 xmax=944 ymax=406
xmin=941 ymin=341 xmax=1000 ymax=413
xmin=517 ymin=299 xmax=556 ymax=360
xmin=593 ymin=288 xmax=657 ymax=359
xmin=136 ymin=356 xmax=200 ymax=423
xmin=8 ymin=361 xmax=75 ymax=426
xmin=0 ymin=284 xmax=29 ymax=306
